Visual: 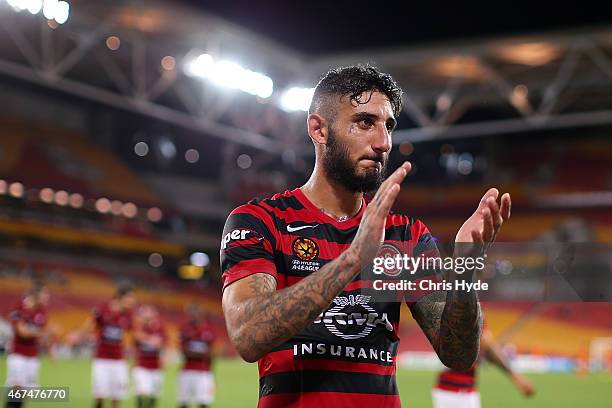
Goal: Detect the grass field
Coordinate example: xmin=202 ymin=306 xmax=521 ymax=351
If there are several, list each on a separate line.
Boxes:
xmin=1 ymin=357 xmax=610 ymax=407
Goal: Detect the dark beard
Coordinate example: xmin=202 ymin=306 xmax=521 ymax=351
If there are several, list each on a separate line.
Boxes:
xmin=322 ymin=128 xmax=387 ymax=193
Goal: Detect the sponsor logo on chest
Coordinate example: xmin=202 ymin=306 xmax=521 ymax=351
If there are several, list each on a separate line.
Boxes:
xmin=313 ymin=294 xmax=393 ymax=340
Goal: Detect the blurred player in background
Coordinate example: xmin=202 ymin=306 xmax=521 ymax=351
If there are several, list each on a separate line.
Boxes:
xmin=177 ymin=304 xmax=215 ymax=408
xmin=433 ymin=327 xmax=534 ymax=408
xmin=71 ymin=284 xmax=135 ymax=408
xmin=4 ymin=283 xmax=50 ymax=408
xmin=133 ymin=304 xmax=167 ymax=408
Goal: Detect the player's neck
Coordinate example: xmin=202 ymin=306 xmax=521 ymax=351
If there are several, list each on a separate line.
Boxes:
xmin=301 ymin=169 xmax=363 ymax=221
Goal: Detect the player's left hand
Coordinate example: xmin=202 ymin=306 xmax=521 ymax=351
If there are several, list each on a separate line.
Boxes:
xmin=455 ymin=188 xmax=511 ymax=249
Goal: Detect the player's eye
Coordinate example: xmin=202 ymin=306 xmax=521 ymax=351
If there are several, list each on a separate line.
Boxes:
xmin=359 ymin=118 xmax=374 ymax=128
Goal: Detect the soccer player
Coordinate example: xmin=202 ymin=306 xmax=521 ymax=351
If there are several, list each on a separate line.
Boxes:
xmin=133 ymin=304 xmax=166 ymax=408
xmin=433 ymin=328 xmax=535 ymax=408
xmin=72 ymin=285 xmax=135 ymax=408
xmin=221 ymin=65 xmax=512 ymax=407
xmin=5 ymin=284 xmax=50 ymax=408
xmin=177 ymin=304 xmax=215 ymax=408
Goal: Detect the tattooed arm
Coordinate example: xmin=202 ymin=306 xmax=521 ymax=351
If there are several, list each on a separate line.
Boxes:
xmin=410 ymin=285 xmax=482 ymax=371
xmin=410 ymin=188 xmax=511 ymax=371
xmin=222 ymin=162 xmax=411 ymax=363
xmin=223 ymin=251 xmax=359 ymax=362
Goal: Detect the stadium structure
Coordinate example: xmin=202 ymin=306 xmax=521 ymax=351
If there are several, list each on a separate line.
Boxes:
xmin=0 ymin=1 xmax=610 ymax=406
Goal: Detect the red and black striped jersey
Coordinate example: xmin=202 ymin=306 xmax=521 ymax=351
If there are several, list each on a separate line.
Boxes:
xmin=135 ymin=321 xmax=166 ymax=370
xmin=93 ymin=302 xmax=132 ymax=360
xmin=221 ymin=188 xmax=440 ymax=407
xmin=9 ymin=301 xmax=47 ymax=357
xmin=436 ymin=367 xmax=477 ymax=393
xmin=180 ymin=320 xmax=215 ymax=371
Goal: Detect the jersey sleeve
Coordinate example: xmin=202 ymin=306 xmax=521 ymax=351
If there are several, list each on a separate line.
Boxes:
xmin=220 ymin=203 xmax=278 ymax=291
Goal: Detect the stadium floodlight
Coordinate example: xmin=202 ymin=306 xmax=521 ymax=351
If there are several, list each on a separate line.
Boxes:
xmin=184 ymin=148 xmax=199 ymax=163
xmin=279 ymin=87 xmax=315 ymax=112
xmin=54 ymin=190 xmax=69 ymax=206
xmin=185 ymin=53 xmax=215 ymax=77
xmin=42 ymin=0 xmax=57 ymax=19
xmin=147 ymin=207 xmax=163 ymax=222
xmin=157 ymin=136 xmax=176 ymax=160
xmin=39 ymin=188 xmax=54 ymax=203
xmin=41 ymin=0 xmax=69 ymax=24
xmin=190 ymin=252 xmax=210 ymax=267
xmin=6 ymin=0 xmax=26 ymax=11
xmin=148 ymin=253 xmax=163 ymax=268
xmin=8 ymin=182 xmax=24 ymax=198
xmin=69 ymin=193 xmax=83 ymax=208
xmin=185 ymin=54 xmax=274 ymax=99
xmin=25 ymin=0 xmax=42 ymax=14
xmin=121 ymin=202 xmax=138 ymax=218
xmin=5 ymin=0 xmax=68 ymax=21
xmin=95 ymin=197 xmax=111 ymax=213
xmin=54 ymin=0 xmax=69 ymax=24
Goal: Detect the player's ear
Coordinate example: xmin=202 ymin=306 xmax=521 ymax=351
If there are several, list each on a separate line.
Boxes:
xmin=307 ymin=113 xmax=328 ymax=145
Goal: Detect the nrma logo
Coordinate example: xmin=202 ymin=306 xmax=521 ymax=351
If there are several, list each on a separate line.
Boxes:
xmin=314 ymin=295 xmax=393 ymax=340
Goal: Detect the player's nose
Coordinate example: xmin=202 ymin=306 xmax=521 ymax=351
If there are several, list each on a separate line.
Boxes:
xmin=372 ymin=123 xmax=391 ymax=154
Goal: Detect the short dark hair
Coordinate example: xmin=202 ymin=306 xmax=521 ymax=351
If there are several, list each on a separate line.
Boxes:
xmin=115 ymin=282 xmax=133 ymax=298
xmin=28 ymin=280 xmax=46 ymax=297
xmin=309 ymin=64 xmax=403 ymax=119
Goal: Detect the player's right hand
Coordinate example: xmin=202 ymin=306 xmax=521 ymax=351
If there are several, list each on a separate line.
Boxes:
xmin=350 ymin=161 xmax=411 ymax=266
xmin=512 ymin=373 xmax=535 ymax=397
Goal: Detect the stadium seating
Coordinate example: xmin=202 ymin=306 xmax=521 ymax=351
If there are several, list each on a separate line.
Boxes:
xmin=0 ymin=116 xmax=163 ymax=206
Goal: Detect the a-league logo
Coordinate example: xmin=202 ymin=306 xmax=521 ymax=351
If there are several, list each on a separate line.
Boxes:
xmin=292 ymin=237 xmax=319 ymax=261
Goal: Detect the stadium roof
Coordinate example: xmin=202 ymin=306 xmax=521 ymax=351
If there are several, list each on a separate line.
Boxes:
xmin=184 ymin=0 xmax=612 ymax=54
xmin=2 ymin=0 xmax=612 ymax=158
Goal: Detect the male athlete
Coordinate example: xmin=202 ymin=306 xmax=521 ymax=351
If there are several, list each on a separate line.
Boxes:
xmin=5 ymin=284 xmax=50 ymax=408
xmin=72 ymin=285 xmax=135 ymax=408
xmin=433 ymin=327 xmax=534 ymax=407
xmin=133 ymin=304 xmax=167 ymax=408
xmin=221 ymin=65 xmax=511 ymax=407
xmin=177 ymin=304 xmax=216 ymax=408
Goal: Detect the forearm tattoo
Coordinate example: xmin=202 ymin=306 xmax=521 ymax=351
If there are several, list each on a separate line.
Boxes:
xmin=411 ymin=276 xmax=482 ymax=371
xmin=227 ymin=249 xmax=361 ymax=362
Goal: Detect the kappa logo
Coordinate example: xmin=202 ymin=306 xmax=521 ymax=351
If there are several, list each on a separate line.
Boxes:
xmin=221 ymin=229 xmax=253 ymax=250
xmin=314 ymin=294 xmax=393 ymax=340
